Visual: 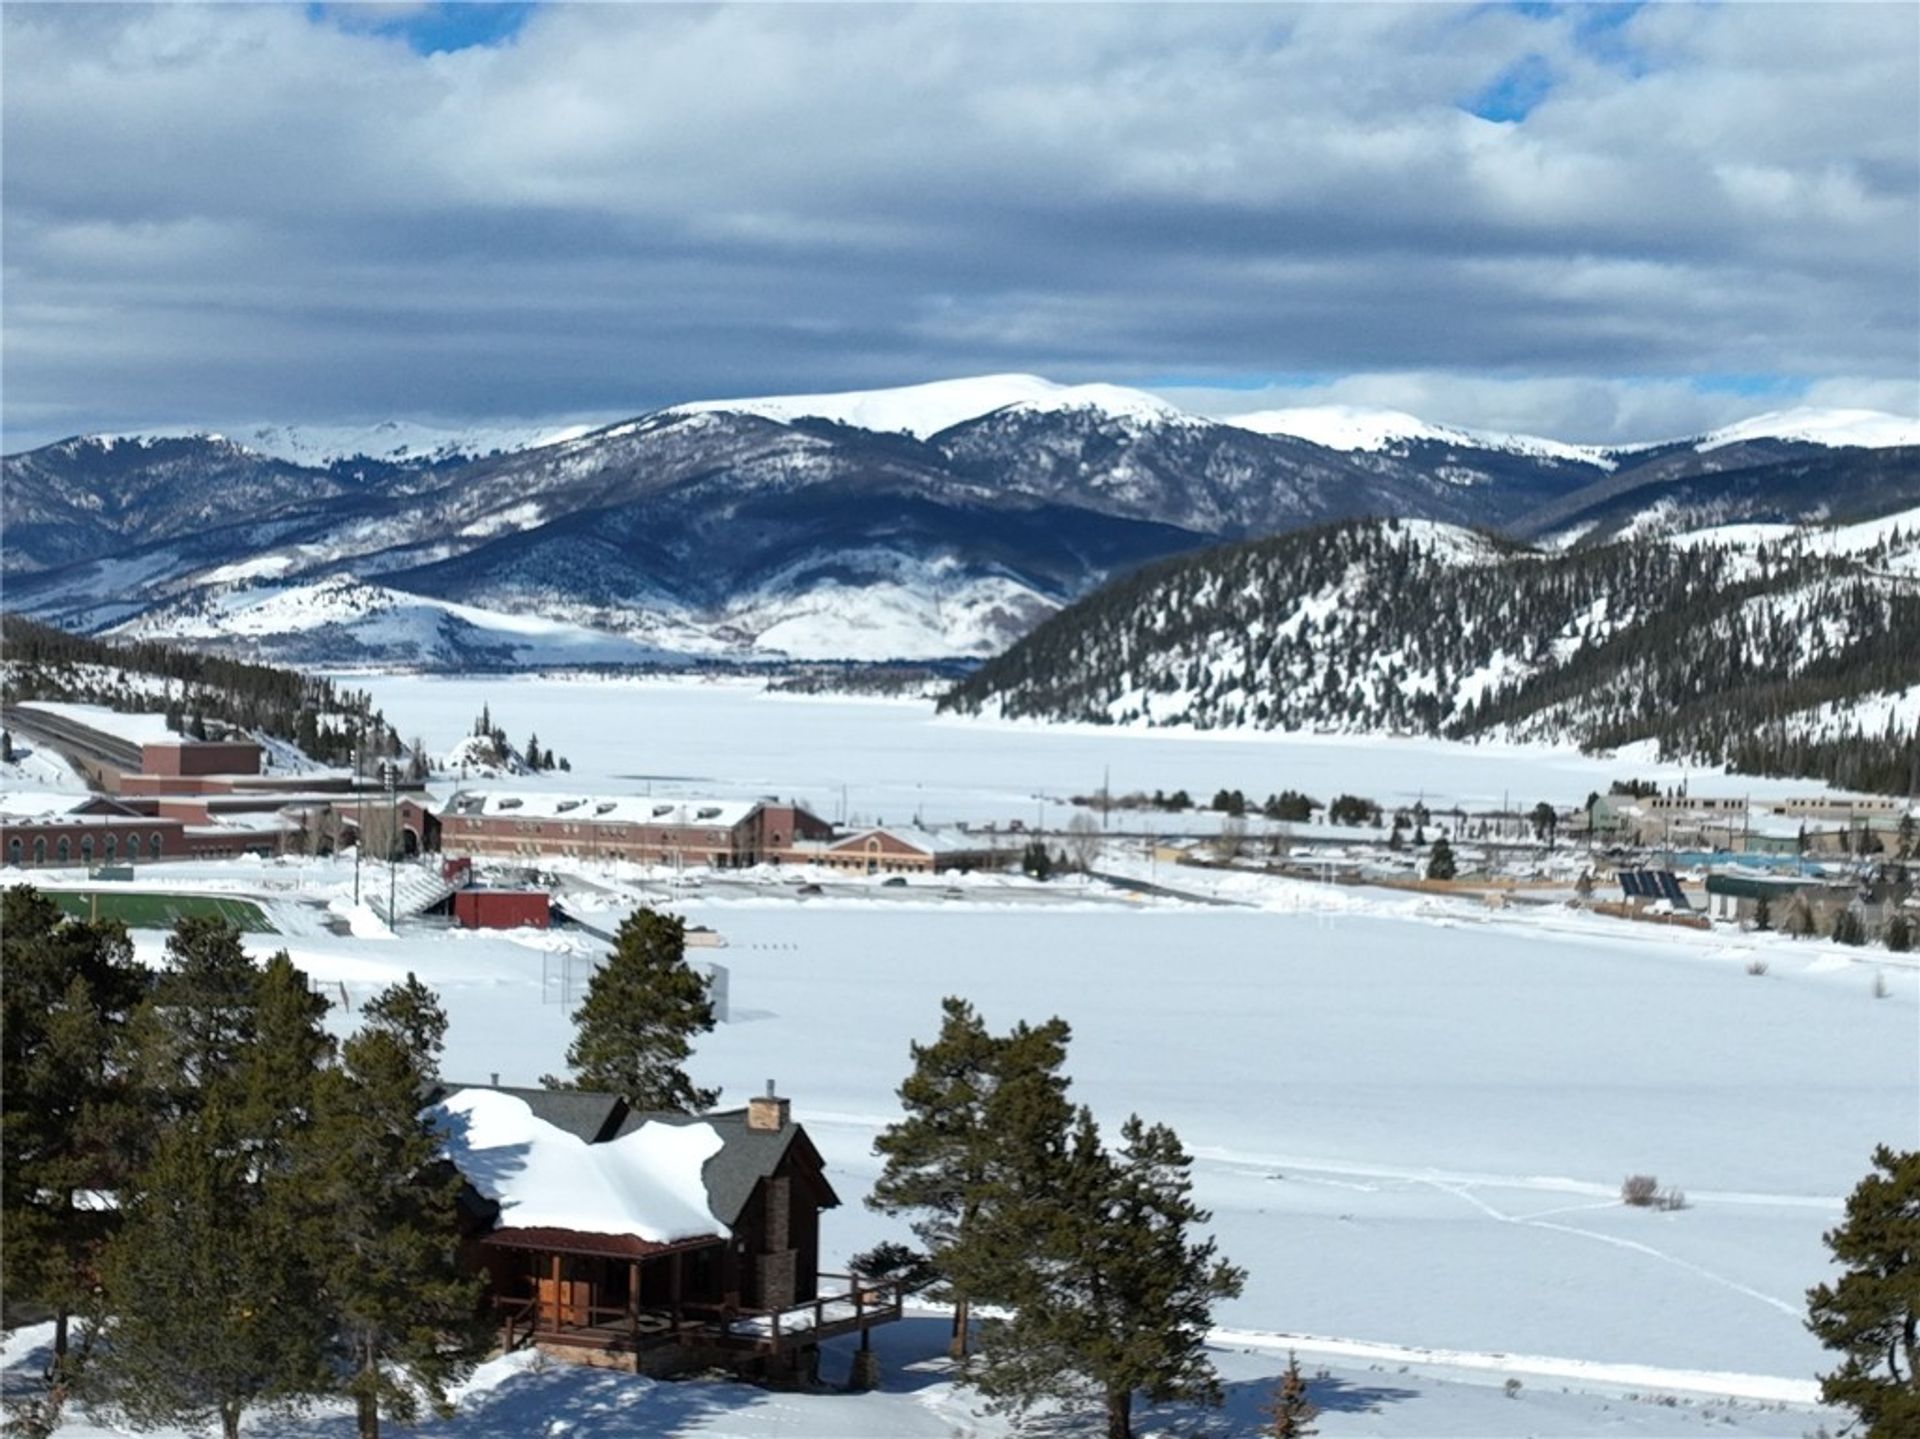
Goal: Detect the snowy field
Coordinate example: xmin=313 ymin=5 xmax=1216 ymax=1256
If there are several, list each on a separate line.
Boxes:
xmin=11 ymin=856 xmax=1912 ymax=1436
xmin=354 ymin=673 xmax=1833 ymax=830
xmin=11 ymin=677 xmax=1914 ymax=1436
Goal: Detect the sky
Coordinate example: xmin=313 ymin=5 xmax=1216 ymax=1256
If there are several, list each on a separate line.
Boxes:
xmin=3 ymin=1 xmax=1917 ymax=449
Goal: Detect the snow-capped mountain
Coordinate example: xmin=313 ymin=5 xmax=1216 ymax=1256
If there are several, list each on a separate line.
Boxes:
xmin=1222 ymin=404 xmax=1622 ymax=471
xmin=216 ymin=419 xmax=602 ymax=468
xmin=1692 ymin=407 xmax=1920 ymax=453
xmin=4 ymin=379 xmax=1916 ymax=667
xmin=667 ymin=373 xmax=1067 ymax=439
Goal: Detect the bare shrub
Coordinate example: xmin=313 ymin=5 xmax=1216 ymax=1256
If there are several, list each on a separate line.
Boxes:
xmin=1873 ymin=970 xmax=1890 ymax=1000
xmin=1745 ymin=957 xmax=1769 ymax=976
xmin=1656 ymin=1187 xmax=1688 ymax=1212
xmin=1621 ymin=1174 xmax=1659 ymax=1207
xmin=1504 ymin=1378 xmax=1522 ymax=1399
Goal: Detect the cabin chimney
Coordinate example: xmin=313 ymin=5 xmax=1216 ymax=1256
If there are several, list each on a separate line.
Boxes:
xmin=747 ymin=1079 xmax=789 ymax=1132
xmin=490 ymin=1072 xmax=500 ymax=1087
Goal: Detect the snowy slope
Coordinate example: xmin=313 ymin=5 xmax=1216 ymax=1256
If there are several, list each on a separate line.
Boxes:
xmin=668 ymin=374 xmax=1070 ymax=439
xmin=111 ymin=575 xmax=684 ymax=668
xmin=1223 ymin=405 xmax=1619 ymax=470
xmin=1695 ymin=407 xmax=1920 ymax=453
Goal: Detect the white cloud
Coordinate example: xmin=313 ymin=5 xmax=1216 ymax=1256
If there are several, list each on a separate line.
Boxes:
xmin=1 ymin=2 xmax=1913 ymax=446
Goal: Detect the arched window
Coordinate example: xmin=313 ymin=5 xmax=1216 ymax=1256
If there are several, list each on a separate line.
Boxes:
xmin=104 ymin=836 xmax=117 ymax=860
xmin=7 ymin=837 xmax=20 ymax=866
xmin=149 ymin=832 xmax=163 ymax=859
xmin=57 ymin=837 xmax=71 ymax=863
xmin=80 ymin=836 xmax=95 ymax=864
xmin=33 ymin=837 xmax=46 ymax=865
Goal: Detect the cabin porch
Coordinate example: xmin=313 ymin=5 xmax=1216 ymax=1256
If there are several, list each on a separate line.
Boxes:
xmin=488 ymin=1241 xmax=902 ymax=1369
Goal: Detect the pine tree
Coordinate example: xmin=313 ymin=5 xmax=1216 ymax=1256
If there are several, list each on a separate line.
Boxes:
xmin=1263 ymin=1351 xmax=1320 ymax=1437
xmin=142 ymin=916 xmax=266 ymax=1107
xmin=1426 ymin=835 xmax=1457 ymax=881
xmin=1887 ymin=914 xmax=1913 ymax=954
xmin=91 ymin=927 xmax=338 ymax=1438
xmin=1 ymin=888 xmax=148 ymax=1407
xmin=94 ymin=1101 xmax=331 ymax=1439
xmin=548 ymin=908 xmax=716 ymax=1110
xmin=1805 ymin=1146 xmax=1920 ymax=1437
xmin=869 ymin=998 xmax=1045 ymax=1357
xmin=959 ymin=1098 xmax=1245 ymax=1439
xmin=297 ymin=982 xmax=484 ymax=1439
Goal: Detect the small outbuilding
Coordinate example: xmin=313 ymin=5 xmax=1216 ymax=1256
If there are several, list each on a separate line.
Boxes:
xmin=452 ymin=887 xmax=550 ymax=930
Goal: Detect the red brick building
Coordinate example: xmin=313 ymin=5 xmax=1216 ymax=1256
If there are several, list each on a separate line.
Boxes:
xmin=438 ymin=792 xmax=834 ymax=868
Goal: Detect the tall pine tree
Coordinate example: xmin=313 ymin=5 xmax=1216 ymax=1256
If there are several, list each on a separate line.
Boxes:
xmin=940 ymin=1016 xmax=1244 ymax=1439
xmin=1 ymin=887 xmax=148 ymax=1409
xmin=548 ymin=908 xmax=716 ymax=1110
xmin=1806 ymin=1145 xmax=1920 ymax=1438
xmin=869 ymin=998 xmax=1056 ymax=1357
xmin=297 ymin=979 xmax=485 ymax=1439
xmin=92 ymin=932 xmax=334 ymax=1439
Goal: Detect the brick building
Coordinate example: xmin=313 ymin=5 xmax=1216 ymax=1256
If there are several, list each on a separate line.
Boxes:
xmin=437 ymin=792 xmax=834 ymax=868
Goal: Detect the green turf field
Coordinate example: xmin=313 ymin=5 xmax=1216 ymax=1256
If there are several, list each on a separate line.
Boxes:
xmin=44 ymin=890 xmax=274 ymax=933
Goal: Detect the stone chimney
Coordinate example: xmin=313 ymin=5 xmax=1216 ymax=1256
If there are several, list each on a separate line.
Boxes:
xmin=747 ymin=1079 xmax=789 ymax=1132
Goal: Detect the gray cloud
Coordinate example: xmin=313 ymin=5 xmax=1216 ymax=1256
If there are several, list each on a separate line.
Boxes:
xmin=3 ymin=2 xmax=1915 ymax=448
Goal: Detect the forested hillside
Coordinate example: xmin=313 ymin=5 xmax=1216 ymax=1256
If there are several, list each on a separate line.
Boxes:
xmin=939 ymin=515 xmax=1920 ymax=793
xmin=0 ymin=614 xmax=393 ymax=764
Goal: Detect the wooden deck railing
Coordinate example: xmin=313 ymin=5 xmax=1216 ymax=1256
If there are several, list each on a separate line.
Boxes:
xmin=495 ymin=1272 xmax=904 ymax=1352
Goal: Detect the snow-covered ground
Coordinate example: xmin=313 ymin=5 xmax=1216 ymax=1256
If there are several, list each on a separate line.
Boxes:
xmin=6 ymin=859 xmax=1907 ymax=1436
xmin=9 ymin=677 xmax=1912 ymax=1437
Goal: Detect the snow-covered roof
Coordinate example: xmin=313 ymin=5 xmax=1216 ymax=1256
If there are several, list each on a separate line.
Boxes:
xmin=430 ymin=1089 xmax=726 ymax=1244
xmin=830 ymin=825 xmax=985 ymax=856
xmin=442 ymin=790 xmax=762 ymax=828
xmin=15 ymin=702 xmax=178 ymax=745
xmin=0 ymin=789 xmax=111 ymax=819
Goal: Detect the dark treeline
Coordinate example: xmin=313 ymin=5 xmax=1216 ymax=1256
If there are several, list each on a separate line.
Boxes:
xmin=1 ymin=614 xmax=391 ymax=764
xmin=941 ymin=518 xmax=1920 ymax=795
xmin=1 ymin=886 xmax=480 ymax=1439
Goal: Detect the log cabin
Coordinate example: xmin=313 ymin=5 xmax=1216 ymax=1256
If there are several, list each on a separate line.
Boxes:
xmin=424 ymin=1081 xmax=900 ymax=1378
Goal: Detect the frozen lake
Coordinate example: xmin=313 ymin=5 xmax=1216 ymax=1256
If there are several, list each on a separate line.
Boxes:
xmin=354 ymin=673 xmax=1829 ymax=829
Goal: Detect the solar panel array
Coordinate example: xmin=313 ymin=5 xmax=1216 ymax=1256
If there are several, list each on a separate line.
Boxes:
xmin=1618 ymin=869 xmax=1688 ymax=906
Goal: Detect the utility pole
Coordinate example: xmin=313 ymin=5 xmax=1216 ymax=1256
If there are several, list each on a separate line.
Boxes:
xmin=386 ymin=757 xmax=398 ymax=926
xmin=352 ymin=725 xmax=362 ymax=907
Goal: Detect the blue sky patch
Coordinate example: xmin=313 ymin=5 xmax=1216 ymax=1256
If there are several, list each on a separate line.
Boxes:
xmin=307 ymin=3 xmax=538 ymax=56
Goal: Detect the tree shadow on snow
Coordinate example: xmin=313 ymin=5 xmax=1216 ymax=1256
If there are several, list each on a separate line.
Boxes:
xmin=426 ymin=1360 xmax=750 ymax=1439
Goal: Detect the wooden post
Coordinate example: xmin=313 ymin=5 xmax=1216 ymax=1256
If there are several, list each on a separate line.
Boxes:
xmin=549 ymin=1253 xmax=562 ymax=1332
xmin=628 ymin=1260 xmax=640 ymax=1340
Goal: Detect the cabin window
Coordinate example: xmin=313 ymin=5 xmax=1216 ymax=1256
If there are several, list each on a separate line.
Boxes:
xmin=80 ymin=836 xmax=94 ymax=864
xmin=7 ymin=838 xmax=20 ymax=866
xmin=57 ymin=837 xmax=71 ymax=863
xmin=149 ymin=833 xmax=163 ymax=859
xmin=33 ymin=838 xmax=46 ymax=865
xmin=104 ymin=836 xmax=117 ymax=859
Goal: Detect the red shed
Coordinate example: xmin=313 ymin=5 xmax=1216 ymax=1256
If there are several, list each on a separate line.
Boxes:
xmin=452 ymin=888 xmax=550 ymax=930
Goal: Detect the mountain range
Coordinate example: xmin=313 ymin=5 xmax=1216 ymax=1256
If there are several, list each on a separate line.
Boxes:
xmin=4 ymin=376 xmax=1917 ymax=666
